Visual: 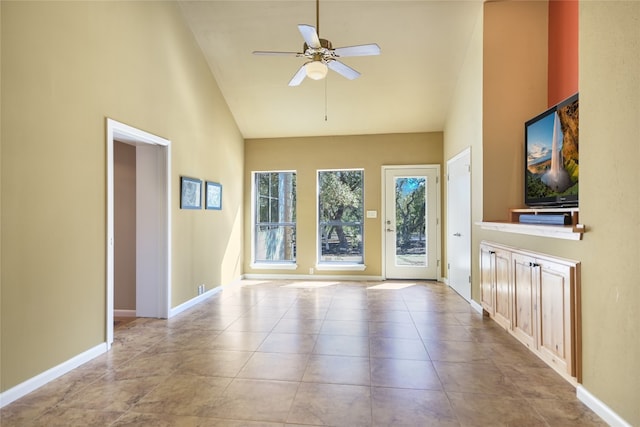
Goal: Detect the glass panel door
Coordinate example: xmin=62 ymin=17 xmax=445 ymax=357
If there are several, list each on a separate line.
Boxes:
xmin=384 ymin=167 xmax=439 ymax=279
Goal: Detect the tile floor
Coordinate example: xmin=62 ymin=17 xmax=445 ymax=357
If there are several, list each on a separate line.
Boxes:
xmin=1 ymin=280 xmax=606 ymax=426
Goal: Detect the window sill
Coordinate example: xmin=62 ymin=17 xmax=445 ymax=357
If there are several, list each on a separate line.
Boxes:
xmin=250 ymin=263 xmax=298 ymax=270
xmin=315 ymin=264 xmax=367 ymax=272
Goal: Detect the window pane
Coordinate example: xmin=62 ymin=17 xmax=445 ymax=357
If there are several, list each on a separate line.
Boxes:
xmin=319 ymin=224 xmax=363 ymax=263
xmin=394 ymin=177 xmax=426 ymax=266
xmin=255 ymin=225 xmax=296 ymax=261
xmin=254 ymin=172 xmax=296 ymax=263
xmin=318 ymin=170 xmax=364 ymax=264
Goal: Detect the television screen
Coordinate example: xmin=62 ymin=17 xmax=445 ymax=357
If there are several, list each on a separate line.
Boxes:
xmin=525 ymin=94 xmax=579 ymax=207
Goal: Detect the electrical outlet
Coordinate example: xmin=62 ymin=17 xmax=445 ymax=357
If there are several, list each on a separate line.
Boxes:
xmin=309 ymin=268 xmax=314 ymax=275
xmin=197 ymin=284 xmax=205 ymax=295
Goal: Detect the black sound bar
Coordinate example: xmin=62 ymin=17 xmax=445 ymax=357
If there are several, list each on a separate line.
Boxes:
xmin=519 ymin=214 xmax=571 ymax=225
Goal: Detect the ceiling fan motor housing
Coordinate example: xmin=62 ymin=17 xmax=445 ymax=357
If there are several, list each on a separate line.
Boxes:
xmin=303 ymin=38 xmax=333 ymax=60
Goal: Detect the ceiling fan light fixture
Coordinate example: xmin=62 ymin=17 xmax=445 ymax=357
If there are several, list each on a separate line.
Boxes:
xmin=305 ymin=61 xmax=328 ymax=80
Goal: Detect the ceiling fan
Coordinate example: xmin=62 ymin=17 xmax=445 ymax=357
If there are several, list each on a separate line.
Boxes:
xmin=252 ymin=0 xmax=381 ymax=86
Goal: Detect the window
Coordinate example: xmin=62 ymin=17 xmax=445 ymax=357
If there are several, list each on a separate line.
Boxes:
xmin=318 ymin=169 xmax=364 ymax=264
xmin=253 ymin=171 xmax=296 ymax=264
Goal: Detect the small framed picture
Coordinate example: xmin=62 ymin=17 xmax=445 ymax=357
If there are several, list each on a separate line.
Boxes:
xmin=180 ymin=176 xmax=202 ymax=209
xmin=205 ymin=181 xmax=222 ymax=210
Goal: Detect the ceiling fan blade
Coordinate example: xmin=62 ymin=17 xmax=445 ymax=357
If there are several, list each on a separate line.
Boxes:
xmin=298 ymin=24 xmax=321 ymax=49
xmin=288 ymin=64 xmax=307 ymax=86
xmin=327 ymin=60 xmax=361 ymax=80
xmin=253 ymin=51 xmax=300 ymax=57
xmin=333 ymin=43 xmax=381 ymax=57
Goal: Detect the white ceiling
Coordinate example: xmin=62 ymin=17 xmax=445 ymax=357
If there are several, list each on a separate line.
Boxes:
xmin=178 ymin=1 xmax=483 ymax=139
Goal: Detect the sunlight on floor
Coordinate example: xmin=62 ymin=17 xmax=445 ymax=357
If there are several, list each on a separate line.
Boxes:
xmin=281 ymin=281 xmax=339 ymax=289
xmin=237 ymin=280 xmax=271 ymax=287
xmin=367 ymin=282 xmax=417 ymax=290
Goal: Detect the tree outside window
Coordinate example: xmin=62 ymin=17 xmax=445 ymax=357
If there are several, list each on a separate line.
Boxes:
xmin=254 ymin=172 xmax=296 ymax=263
xmin=318 ymin=169 xmax=364 ymax=263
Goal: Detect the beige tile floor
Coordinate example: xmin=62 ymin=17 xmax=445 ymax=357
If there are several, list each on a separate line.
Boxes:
xmin=1 ymin=280 xmax=607 ymax=426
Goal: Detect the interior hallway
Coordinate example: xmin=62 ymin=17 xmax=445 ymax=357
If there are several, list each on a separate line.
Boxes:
xmin=1 ymin=280 xmax=605 ymax=426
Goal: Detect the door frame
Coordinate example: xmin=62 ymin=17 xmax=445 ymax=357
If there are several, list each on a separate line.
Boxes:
xmin=381 ymin=164 xmax=441 ymax=280
xmin=106 ymin=118 xmax=172 ymax=348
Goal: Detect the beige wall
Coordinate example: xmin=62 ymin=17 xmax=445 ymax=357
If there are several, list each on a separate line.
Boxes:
xmin=244 ymin=133 xmax=443 ymax=278
xmin=443 ymin=7 xmax=483 ymax=297
xmin=114 ymin=141 xmax=136 ymax=311
xmin=1 ymin=1 xmax=244 ymax=391
xmin=576 ymin=2 xmax=640 ymax=423
xmin=444 ymin=1 xmax=639 ymax=424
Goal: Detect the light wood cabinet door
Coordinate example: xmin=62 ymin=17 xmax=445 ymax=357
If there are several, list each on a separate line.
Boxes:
xmin=493 ymin=248 xmax=512 ymax=330
xmin=537 ymin=259 xmax=574 ymax=376
xmin=511 ymin=253 xmax=537 ymax=350
xmin=479 ymin=244 xmax=495 ymax=316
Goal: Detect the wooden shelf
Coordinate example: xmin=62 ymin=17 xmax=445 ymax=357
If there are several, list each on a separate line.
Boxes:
xmin=477 ymin=208 xmax=585 ymax=241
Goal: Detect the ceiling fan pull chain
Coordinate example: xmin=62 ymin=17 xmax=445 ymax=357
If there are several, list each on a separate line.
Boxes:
xmin=316 ymin=0 xmax=320 ymax=36
xmin=324 ymin=76 xmax=328 ymax=121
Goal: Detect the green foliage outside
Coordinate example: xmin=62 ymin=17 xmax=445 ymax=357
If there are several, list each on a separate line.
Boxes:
xmin=395 ymin=178 xmax=426 ymax=251
xmin=318 ymin=170 xmax=363 ymax=258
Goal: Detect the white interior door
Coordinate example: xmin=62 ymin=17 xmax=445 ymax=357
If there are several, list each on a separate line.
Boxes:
xmin=384 ymin=166 xmax=440 ymax=280
xmin=447 ymin=149 xmax=471 ymax=301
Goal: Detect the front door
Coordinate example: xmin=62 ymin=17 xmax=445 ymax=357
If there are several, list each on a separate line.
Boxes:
xmin=383 ymin=166 xmax=440 ymax=280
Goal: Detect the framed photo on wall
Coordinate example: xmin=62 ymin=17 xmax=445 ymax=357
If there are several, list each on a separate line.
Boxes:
xmin=206 ymin=181 xmax=222 ymax=210
xmin=180 ymin=176 xmax=202 ymax=209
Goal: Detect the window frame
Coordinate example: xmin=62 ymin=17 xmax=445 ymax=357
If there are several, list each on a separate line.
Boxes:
xmin=251 ymin=170 xmax=297 ymax=269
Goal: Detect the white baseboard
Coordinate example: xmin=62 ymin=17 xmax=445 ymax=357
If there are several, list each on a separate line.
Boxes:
xmin=470 ymin=299 xmax=483 ymax=314
xmin=114 ymin=309 xmax=136 ymax=317
xmin=169 ymin=286 xmax=222 ymax=318
xmin=0 ymin=343 xmax=107 ymax=408
xmin=242 ymin=273 xmax=384 ymax=281
xmin=1 ymin=285 xmax=229 ymax=408
xmin=577 ymin=385 xmax=631 ymax=427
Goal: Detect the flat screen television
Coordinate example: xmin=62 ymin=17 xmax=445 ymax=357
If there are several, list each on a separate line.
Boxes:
xmin=524 ymin=93 xmax=579 ymax=207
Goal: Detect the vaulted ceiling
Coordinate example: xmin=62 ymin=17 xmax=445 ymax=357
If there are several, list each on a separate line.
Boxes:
xmin=178 ymin=1 xmax=483 ymax=139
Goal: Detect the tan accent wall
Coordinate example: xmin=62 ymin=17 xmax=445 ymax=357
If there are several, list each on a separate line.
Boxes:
xmin=576 ymin=2 xmax=640 ymax=423
xmin=114 ymin=142 xmax=136 ymax=311
xmin=244 ymin=133 xmax=443 ymax=278
xmin=0 ymin=2 xmax=244 ymax=391
xmin=444 ymin=1 xmax=639 ymax=424
xmin=482 ymin=1 xmax=549 ymax=222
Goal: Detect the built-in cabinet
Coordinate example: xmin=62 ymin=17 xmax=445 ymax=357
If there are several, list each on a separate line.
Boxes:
xmin=480 ymin=241 xmax=581 ymax=384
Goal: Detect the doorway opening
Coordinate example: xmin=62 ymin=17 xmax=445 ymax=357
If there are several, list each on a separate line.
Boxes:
xmin=106 ymin=119 xmax=171 ymax=348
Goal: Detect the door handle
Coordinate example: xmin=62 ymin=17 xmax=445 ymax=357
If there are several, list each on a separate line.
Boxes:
xmin=453 ymin=232 xmax=461 ymax=237
xmin=386 ymin=228 xmax=395 ymax=232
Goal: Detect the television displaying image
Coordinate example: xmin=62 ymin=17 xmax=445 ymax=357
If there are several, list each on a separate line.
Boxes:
xmin=525 ymin=93 xmax=579 ymax=207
